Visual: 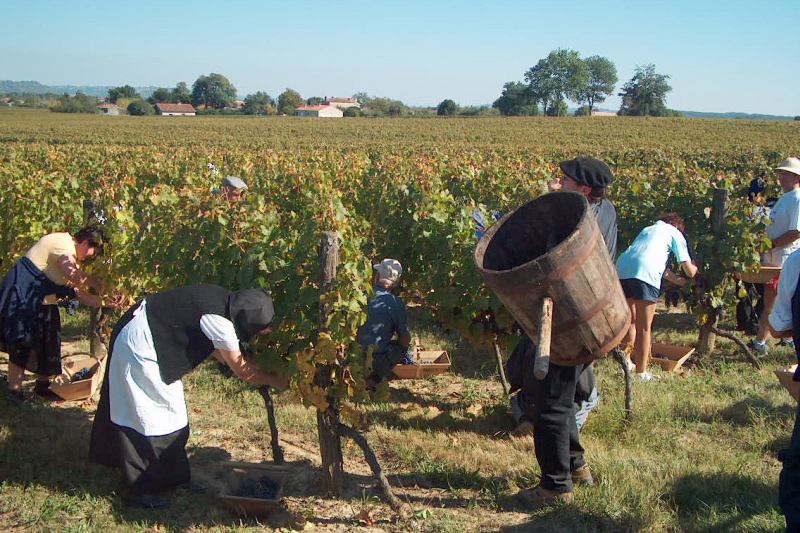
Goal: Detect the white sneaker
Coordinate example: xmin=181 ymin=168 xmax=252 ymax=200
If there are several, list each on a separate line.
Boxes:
xmin=635 ymin=371 xmax=660 ymax=381
xmin=625 ymin=359 xmax=636 ymax=374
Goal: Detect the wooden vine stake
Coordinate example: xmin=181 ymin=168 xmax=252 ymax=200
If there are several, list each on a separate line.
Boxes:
xmin=696 ymin=188 xmax=729 ymax=356
xmin=316 ymin=231 xmax=344 ymax=495
xmin=316 ymin=232 xmax=403 ymax=510
xmin=83 ymin=199 xmax=105 ymax=360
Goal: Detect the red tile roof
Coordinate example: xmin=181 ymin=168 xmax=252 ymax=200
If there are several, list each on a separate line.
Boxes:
xmin=295 ymin=105 xmax=329 ymax=111
xmin=155 ymin=102 xmax=196 ymax=114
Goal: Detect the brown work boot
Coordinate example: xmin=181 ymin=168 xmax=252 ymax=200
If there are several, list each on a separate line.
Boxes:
xmin=515 ymin=485 xmax=572 ymax=510
xmin=571 ymin=463 xmax=594 ymax=487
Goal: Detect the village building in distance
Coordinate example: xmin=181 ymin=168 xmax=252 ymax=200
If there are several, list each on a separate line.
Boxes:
xmin=295 ymin=96 xmax=360 ymax=117
xmin=154 ymin=102 xmax=196 ymax=116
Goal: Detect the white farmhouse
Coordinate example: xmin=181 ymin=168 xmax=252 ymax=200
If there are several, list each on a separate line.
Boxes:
xmin=97 ymin=103 xmax=121 ymax=116
xmin=295 ymin=104 xmax=344 ymax=118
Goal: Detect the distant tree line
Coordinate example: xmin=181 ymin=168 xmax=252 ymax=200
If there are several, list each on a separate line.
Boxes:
xmin=5 ymin=56 xmax=688 ymax=118
xmin=491 ymin=49 xmax=680 ymax=117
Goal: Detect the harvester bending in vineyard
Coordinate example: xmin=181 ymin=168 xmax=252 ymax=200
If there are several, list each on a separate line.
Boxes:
xmin=475 ymin=157 xmax=623 ymax=511
xmin=88 ymin=285 xmax=288 ymax=509
xmin=357 ymin=259 xmax=411 ymax=392
xmin=1 ymin=227 xmax=109 ymax=406
xmin=616 ymin=213 xmax=698 ymax=381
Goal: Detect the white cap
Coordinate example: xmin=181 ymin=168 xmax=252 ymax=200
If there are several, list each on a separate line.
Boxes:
xmin=221 ymin=176 xmax=248 ymax=189
xmin=374 ymin=258 xmax=402 ymax=284
xmin=776 ymin=157 xmax=800 ymax=177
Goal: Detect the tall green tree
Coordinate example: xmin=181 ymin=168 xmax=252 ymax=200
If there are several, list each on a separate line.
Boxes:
xmin=148 ymin=87 xmax=172 ymax=104
xmin=437 ymin=99 xmax=457 ymax=116
xmin=127 ymin=100 xmax=154 ymax=116
xmin=242 ymin=91 xmax=275 ymax=115
xmin=277 ymin=88 xmax=304 ymax=115
xmin=618 ymin=64 xmax=672 ymax=116
xmin=525 ymin=49 xmax=587 ymax=116
xmin=492 ymin=81 xmax=539 ymax=116
xmin=575 ymin=55 xmax=617 ymax=114
xmin=191 ymin=73 xmax=237 ymax=109
xmin=306 ymin=96 xmax=323 ymax=105
xmin=107 ymin=85 xmax=139 ymax=104
xmin=172 ymin=82 xmax=191 ymax=103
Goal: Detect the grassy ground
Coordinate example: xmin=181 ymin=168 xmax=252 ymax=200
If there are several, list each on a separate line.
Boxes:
xmin=0 ymin=306 xmax=794 ymax=532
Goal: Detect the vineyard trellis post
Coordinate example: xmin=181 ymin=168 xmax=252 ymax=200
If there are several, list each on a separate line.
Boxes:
xmin=696 ymin=188 xmax=728 ymax=357
xmin=83 ymin=199 xmax=104 ymax=359
xmin=315 ymin=231 xmax=403 ymax=510
xmin=315 ymin=231 xmax=344 ymax=495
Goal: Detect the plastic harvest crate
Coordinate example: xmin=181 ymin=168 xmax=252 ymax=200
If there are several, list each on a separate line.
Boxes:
xmin=391 ymin=350 xmax=451 ymax=379
xmin=218 ymin=462 xmax=288 ymax=517
xmin=49 ymin=353 xmax=106 ymax=401
xmin=650 ymin=343 xmax=695 ymax=373
xmin=774 ymin=365 xmax=800 ymax=402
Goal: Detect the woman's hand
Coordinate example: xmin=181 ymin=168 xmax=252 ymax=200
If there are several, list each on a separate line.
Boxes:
xmin=547 ymin=178 xmax=562 ymax=192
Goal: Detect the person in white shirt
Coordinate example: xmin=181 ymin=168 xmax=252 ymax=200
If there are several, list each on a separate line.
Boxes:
xmin=751 ymin=157 xmax=800 ymax=354
xmin=616 ymin=213 xmax=698 ymax=380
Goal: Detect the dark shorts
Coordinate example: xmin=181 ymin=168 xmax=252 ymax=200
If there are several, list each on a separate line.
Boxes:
xmin=620 ymin=278 xmax=660 ymax=303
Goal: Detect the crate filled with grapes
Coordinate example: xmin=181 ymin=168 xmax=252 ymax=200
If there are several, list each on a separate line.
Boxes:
xmin=49 ymin=353 xmax=105 ymax=401
xmin=218 ymin=462 xmax=288 ymax=516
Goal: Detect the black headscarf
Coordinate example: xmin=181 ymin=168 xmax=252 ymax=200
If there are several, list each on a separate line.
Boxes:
xmin=229 ymin=288 xmax=274 ymax=341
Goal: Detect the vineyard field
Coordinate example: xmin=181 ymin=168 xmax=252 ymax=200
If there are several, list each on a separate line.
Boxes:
xmin=0 ymin=108 xmax=799 ymax=532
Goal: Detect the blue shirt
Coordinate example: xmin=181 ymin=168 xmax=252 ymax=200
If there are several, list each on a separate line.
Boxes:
xmin=356 ymin=287 xmax=409 ymax=353
xmin=616 ymin=220 xmax=691 ymax=289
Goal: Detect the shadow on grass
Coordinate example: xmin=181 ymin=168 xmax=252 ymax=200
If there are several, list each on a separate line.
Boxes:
xmin=489 ymin=508 xmax=643 ymax=533
xmin=664 ymin=472 xmax=779 ymax=533
xmin=652 ymin=310 xmax=698 ymax=332
xmin=0 ymin=378 xmax=304 ymax=531
xmin=370 ymin=383 xmax=513 ymax=436
xmin=673 ymin=395 xmax=796 ymax=427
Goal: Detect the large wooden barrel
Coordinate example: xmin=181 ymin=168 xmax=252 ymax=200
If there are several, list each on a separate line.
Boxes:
xmin=474 ymin=191 xmax=629 ymax=366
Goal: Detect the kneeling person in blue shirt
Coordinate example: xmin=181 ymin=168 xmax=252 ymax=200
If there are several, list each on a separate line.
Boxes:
xmin=358 ymin=259 xmax=411 ymax=391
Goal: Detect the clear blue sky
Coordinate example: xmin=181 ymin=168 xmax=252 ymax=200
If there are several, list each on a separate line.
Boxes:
xmin=2 ymin=0 xmax=798 ymax=116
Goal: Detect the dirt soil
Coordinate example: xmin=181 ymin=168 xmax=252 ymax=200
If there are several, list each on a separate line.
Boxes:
xmin=20 ymin=339 xmax=530 ymax=532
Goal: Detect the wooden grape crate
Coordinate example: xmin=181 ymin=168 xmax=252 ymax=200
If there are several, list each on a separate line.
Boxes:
xmin=735 ymin=265 xmax=780 ymax=284
xmin=774 ymin=365 xmax=800 ymax=402
xmin=218 ymin=462 xmax=288 ymax=517
xmin=650 ymin=343 xmax=695 ymax=373
xmin=391 ymin=350 xmax=451 ymax=379
xmin=49 ymin=353 xmax=106 ymax=401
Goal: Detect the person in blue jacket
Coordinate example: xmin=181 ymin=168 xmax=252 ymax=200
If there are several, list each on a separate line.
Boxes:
xmin=357 ymin=259 xmax=411 ymax=391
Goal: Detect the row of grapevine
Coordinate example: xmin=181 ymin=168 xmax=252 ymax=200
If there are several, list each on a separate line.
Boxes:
xmin=0 ymin=132 xmax=793 ymax=416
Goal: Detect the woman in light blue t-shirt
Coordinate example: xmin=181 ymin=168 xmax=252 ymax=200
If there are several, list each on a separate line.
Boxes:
xmin=616 ymin=213 xmax=698 ymax=380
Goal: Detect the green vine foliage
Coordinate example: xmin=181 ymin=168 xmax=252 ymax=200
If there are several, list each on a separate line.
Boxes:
xmin=0 ymin=140 xmax=792 ymax=419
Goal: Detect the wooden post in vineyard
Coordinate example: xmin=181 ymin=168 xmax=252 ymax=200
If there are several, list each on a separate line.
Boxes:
xmin=83 ymin=199 xmax=104 ymax=359
xmin=697 ymin=188 xmax=729 ymax=356
xmin=314 ymin=232 xmax=404 ymax=510
xmin=316 ymin=231 xmax=344 ymax=495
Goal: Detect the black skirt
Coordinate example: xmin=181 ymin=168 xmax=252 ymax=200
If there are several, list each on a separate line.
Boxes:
xmin=6 ymin=304 xmax=62 ymax=376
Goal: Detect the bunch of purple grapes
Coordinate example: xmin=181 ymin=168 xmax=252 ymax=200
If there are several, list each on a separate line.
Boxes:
xmin=235 ymin=475 xmax=279 ymax=500
xmin=71 ymin=367 xmax=95 ymax=382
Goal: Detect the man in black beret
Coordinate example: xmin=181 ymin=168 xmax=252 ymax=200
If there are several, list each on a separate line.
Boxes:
xmin=515 ymin=156 xmax=618 ymax=510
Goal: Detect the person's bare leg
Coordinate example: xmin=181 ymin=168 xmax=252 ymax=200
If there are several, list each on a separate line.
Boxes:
xmin=632 ymin=300 xmax=657 ymax=374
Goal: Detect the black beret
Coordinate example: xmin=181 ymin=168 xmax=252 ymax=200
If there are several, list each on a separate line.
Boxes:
xmin=559 ymin=157 xmax=613 ymax=188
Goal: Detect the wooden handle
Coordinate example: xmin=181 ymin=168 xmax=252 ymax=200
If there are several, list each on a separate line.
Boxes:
xmin=534 ymin=297 xmax=554 ymax=379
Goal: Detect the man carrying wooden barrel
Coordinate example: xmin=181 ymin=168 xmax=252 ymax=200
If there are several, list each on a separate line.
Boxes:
xmin=515 ymin=157 xmax=617 ymax=510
